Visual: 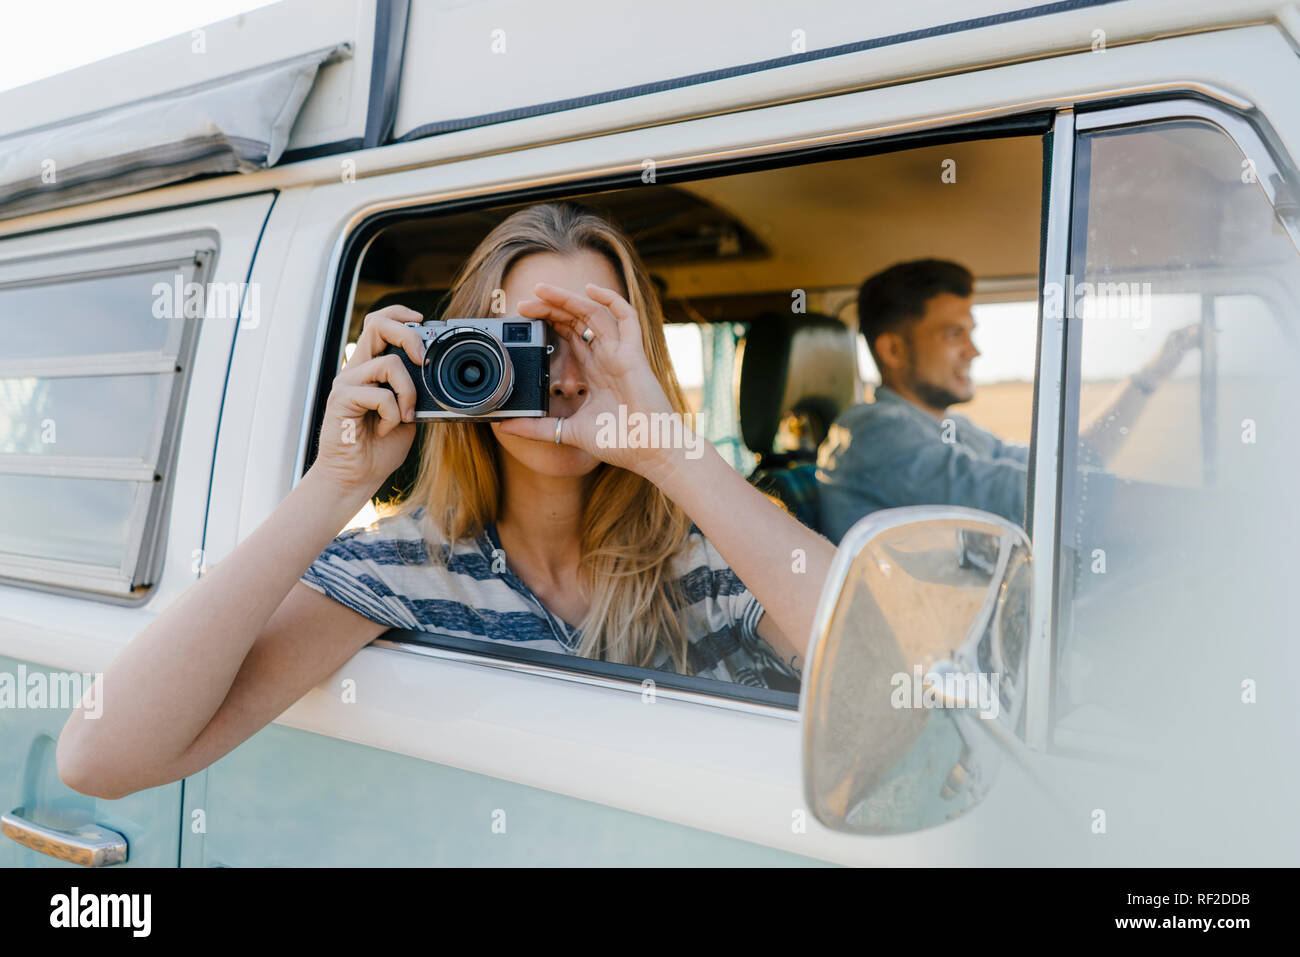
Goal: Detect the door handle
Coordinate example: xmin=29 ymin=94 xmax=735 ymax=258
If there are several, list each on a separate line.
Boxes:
xmin=1 ymin=807 xmax=128 ymax=866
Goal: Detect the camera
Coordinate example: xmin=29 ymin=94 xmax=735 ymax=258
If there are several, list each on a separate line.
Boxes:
xmin=384 ymin=318 xmax=551 ymax=419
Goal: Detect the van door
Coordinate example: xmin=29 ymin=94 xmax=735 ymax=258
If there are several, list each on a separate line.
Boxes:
xmin=178 ymin=167 xmax=843 ymax=865
xmin=0 ymin=193 xmax=275 ymax=867
xmin=1045 ymin=100 xmax=1300 ymax=862
xmin=178 ymin=119 xmax=1055 ymax=867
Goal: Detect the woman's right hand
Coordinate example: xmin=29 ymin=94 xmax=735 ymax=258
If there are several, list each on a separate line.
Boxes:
xmin=312 ymin=305 xmax=426 ymax=497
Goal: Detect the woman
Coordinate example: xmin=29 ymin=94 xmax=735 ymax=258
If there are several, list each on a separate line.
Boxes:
xmin=57 ymin=201 xmax=836 ymax=801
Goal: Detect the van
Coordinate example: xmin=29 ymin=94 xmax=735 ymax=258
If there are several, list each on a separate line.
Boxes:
xmin=2 ymin=0 xmax=1297 ymax=867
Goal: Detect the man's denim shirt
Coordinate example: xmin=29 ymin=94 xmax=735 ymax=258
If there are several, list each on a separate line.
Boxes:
xmin=815 ymin=386 xmax=1030 ymax=543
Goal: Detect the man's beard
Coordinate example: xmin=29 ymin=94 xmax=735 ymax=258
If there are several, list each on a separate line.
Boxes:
xmin=912 ymin=380 xmax=967 ymax=411
xmin=905 ymin=349 xmax=968 ymax=411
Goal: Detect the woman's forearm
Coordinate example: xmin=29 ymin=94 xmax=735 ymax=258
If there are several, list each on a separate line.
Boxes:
xmin=644 ymin=439 xmax=835 ymax=659
xmin=58 ymin=468 xmax=369 ymax=781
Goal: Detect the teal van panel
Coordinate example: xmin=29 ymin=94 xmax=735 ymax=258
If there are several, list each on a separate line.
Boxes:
xmin=0 ymin=654 xmax=182 ymax=868
xmin=189 ymin=722 xmax=832 ymax=866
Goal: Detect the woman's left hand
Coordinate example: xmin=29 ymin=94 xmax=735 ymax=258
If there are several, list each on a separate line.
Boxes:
xmin=495 ymin=282 xmax=688 ymax=478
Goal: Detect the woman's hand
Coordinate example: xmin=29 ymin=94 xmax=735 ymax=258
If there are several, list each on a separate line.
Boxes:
xmin=312 ymin=305 xmax=424 ymax=497
xmin=496 ymin=282 xmax=688 ymax=479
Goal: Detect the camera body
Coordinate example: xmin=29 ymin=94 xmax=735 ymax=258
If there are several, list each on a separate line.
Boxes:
xmin=384 ymin=318 xmax=551 ymax=420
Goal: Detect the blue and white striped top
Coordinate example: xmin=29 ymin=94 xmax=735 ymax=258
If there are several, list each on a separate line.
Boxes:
xmin=300 ymin=507 xmax=801 ymax=691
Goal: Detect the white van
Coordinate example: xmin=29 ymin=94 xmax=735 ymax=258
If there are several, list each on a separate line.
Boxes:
xmin=2 ymin=0 xmax=1298 ymax=867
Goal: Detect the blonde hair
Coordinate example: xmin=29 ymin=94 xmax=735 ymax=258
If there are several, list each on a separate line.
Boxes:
xmin=396 ymin=201 xmax=697 ymax=670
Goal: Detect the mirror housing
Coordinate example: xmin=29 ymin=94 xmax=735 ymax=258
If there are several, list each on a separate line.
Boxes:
xmin=800 ymin=506 xmax=1033 ymax=835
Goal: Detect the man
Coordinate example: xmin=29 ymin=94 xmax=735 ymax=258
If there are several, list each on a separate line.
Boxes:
xmin=816 ymin=259 xmax=1196 ymax=543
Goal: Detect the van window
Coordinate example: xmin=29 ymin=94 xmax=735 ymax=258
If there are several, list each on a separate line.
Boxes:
xmin=663 ymin=322 xmax=704 ymax=407
xmin=0 ymin=238 xmax=211 ymax=595
xmin=965 ymin=298 xmax=1039 ymax=444
xmin=1054 ymin=116 xmax=1300 ymax=741
xmin=669 ymin=321 xmax=755 ymax=475
xmin=315 ymin=127 xmax=1045 ymax=702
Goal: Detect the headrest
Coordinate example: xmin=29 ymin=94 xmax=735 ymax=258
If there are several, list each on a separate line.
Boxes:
xmin=739 ymin=312 xmax=860 ymax=458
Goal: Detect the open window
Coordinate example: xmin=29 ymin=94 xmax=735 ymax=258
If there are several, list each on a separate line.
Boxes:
xmin=306 ymin=118 xmax=1049 ymax=706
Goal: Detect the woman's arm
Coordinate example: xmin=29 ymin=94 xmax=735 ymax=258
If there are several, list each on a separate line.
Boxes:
xmin=58 ymin=307 xmax=428 ymax=798
xmin=643 ymin=441 xmax=834 ymax=668
xmin=58 ymin=473 xmax=381 ymax=798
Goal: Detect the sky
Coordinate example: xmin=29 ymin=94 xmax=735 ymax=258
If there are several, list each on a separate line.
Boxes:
xmin=0 ymin=0 xmax=281 ymax=94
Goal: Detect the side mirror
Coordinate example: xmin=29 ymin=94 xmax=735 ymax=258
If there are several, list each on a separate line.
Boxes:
xmin=800 ymin=506 xmax=1033 ymax=835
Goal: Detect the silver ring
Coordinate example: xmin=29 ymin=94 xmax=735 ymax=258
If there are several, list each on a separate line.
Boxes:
xmin=554 ymin=417 xmax=564 ymax=444
xmin=581 ymin=326 xmax=596 ymax=344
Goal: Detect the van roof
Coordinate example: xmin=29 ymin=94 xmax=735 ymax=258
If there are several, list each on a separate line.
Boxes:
xmin=0 ymin=0 xmax=1287 ymax=220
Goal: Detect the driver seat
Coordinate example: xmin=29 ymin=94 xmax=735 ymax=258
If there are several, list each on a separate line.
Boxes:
xmin=739 ymin=312 xmax=860 ymax=529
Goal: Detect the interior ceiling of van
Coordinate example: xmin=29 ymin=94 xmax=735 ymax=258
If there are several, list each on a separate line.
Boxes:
xmin=355 ymin=135 xmax=1043 ymax=323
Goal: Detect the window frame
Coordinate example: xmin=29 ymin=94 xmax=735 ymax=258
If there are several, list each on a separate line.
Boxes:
xmin=0 ymin=234 xmax=216 ymax=596
xmin=1046 ymin=97 xmax=1300 ymax=754
xmin=299 ymin=112 xmax=1053 ymax=712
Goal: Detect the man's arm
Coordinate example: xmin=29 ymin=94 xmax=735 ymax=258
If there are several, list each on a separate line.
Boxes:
xmin=1080 ymin=324 xmax=1199 ymax=466
xmin=988 ymin=430 xmax=1031 ymax=466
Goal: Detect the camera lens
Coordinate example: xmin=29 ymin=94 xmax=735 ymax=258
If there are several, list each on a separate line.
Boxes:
xmin=425 ymin=328 xmax=514 ymax=415
xmin=457 ymin=362 xmax=484 ymax=386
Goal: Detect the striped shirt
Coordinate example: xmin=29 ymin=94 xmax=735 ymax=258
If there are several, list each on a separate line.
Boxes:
xmin=300 ymin=507 xmax=801 ymax=691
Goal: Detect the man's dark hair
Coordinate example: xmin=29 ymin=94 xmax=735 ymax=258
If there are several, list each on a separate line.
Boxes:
xmin=857 ymin=259 xmax=974 ymax=370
